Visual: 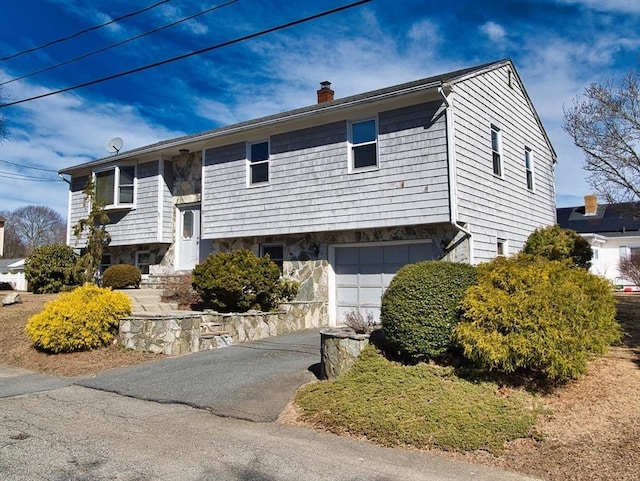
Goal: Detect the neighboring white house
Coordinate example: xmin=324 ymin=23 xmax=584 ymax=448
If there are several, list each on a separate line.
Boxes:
xmin=60 ymin=59 xmax=557 ymax=324
xmin=557 ymin=195 xmax=640 ymax=289
xmin=0 ymin=258 xmax=27 ymax=291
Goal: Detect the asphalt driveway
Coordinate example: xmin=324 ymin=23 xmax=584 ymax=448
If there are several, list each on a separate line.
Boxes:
xmin=77 ymin=329 xmax=321 ymax=422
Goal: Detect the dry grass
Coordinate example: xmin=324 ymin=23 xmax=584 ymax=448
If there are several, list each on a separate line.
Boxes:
xmin=0 ymin=291 xmax=162 ymax=377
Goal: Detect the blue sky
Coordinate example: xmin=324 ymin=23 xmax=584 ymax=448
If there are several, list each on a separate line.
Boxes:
xmin=0 ymin=0 xmax=639 ymax=219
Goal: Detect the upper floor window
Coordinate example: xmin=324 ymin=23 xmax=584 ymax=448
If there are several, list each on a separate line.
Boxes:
xmin=491 ymin=125 xmax=503 ymax=177
xmin=95 ymin=165 xmax=135 ymax=208
xmin=248 ymin=141 xmax=269 ymax=185
xmin=350 ymin=119 xmax=378 ymax=170
xmin=525 ymin=147 xmax=534 ymax=191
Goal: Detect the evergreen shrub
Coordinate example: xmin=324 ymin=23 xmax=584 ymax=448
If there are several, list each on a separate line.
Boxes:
xmin=522 ymin=224 xmax=592 ymax=269
xmin=453 ymin=254 xmax=620 ymax=381
xmin=25 ymin=284 xmax=132 ymax=353
xmin=380 ymin=261 xmax=477 ymax=362
xmin=192 ymin=249 xmax=298 ymax=312
xmin=102 ymin=264 xmax=141 ymax=289
xmin=24 ymin=244 xmax=81 ymax=294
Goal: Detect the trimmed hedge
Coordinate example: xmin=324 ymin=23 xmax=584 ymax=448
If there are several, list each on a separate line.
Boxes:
xmin=192 ymin=249 xmax=298 ymax=312
xmin=24 ymin=244 xmax=81 ymax=294
xmin=102 ymin=264 xmax=141 ymax=289
xmin=25 ymin=284 xmax=132 ymax=353
xmin=522 ymin=224 xmax=592 ymax=269
xmin=453 ymin=254 xmax=620 ymax=381
xmin=381 ymin=261 xmax=477 ymax=362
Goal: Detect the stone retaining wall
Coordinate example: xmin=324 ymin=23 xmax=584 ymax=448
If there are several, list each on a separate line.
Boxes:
xmin=118 ymin=301 xmax=328 ymax=355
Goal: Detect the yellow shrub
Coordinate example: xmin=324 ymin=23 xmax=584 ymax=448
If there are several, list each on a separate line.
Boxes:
xmin=25 ymin=284 xmax=132 ymax=353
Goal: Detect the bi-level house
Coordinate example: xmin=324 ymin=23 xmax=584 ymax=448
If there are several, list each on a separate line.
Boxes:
xmin=60 ymin=59 xmax=557 ymax=324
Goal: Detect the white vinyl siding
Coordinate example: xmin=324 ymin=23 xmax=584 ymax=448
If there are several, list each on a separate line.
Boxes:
xmin=202 ymin=102 xmax=450 ymax=239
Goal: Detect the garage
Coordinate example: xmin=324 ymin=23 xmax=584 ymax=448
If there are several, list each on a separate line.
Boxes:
xmin=333 ymin=241 xmax=436 ymax=323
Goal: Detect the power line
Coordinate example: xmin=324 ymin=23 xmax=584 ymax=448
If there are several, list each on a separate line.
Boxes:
xmin=0 ymin=0 xmax=372 ymax=109
xmin=0 ymin=170 xmax=61 ymax=182
xmin=0 ymin=0 xmax=172 ymax=62
xmin=0 ymin=159 xmax=59 ymax=173
xmin=0 ymin=0 xmax=239 ymax=87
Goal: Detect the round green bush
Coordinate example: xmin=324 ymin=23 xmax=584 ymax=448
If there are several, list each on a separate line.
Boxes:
xmin=192 ymin=249 xmax=298 ymax=312
xmin=453 ymin=254 xmax=620 ymax=381
xmin=381 ymin=261 xmax=478 ymax=362
xmin=24 ymin=244 xmax=81 ymax=294
xmin=522 ymin=224 xmax=592 ymax=269
xmin=102 ymin=264 xmax=141 ymax=289
xmin=25 ymin=284 xmax=132 ymax=353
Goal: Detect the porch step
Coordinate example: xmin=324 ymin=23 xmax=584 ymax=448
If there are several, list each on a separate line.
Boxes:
xmin=115 ymin=288 xmax=179 ymax=314
xmin=200 ymin=321 xmax=228 ymax=339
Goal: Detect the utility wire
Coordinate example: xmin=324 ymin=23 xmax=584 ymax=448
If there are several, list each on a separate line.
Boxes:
xmin=0 ymin=0 xmax=239 ymax=86
xmin=0 ymin=0 xmax=372 ymax=109
xmin=0 ymin=170 xmax=61 ymax=182
xmin=0 ymin=159 xmax=59 ymax=173
xmin=0 ymin=0 xmax=172 ymax=62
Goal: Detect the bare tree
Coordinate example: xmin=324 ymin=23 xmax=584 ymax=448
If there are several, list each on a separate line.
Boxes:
xmin=563 ymin=70 xmax=640 ymax=204
xmin=10 ymin=205 xmax=66 ymax=255
xmin=0 ymin=210 xmax=26 ymax=258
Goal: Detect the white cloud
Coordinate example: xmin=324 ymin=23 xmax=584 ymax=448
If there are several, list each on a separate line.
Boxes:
xmin=0 ymin=72 xmax=184 ymax=217
xmin=556 ymin=0 xmax=640 ymax=14
xmin=408 ymin=18 xmax=441 ymax=45
xmin=480 ymin=21 xmax=507 ymax=44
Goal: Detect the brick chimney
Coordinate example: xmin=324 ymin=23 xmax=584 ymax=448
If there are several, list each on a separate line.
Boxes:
xmin=584 ymin=194 xmax=598 ymax=216
xmin=317 ymin=81 xmax=334 ymax=103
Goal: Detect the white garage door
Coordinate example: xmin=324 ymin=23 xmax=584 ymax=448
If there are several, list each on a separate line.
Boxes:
xmin=334 ymin=242 xmax=436 ymax=323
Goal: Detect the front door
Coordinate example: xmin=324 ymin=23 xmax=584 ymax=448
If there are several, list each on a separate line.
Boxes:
xmin=177 ymin=205 xmax=200 ymax=271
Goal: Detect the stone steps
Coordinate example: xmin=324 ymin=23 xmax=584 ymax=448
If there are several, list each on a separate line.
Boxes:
xmin=115 ymin=288 xmax=179 ymax=314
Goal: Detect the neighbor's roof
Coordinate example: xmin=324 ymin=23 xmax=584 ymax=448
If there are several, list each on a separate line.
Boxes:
xmin=557 ymin=202 xmax=640 ymax=234
xmin=60 ymin=58 xmax=554 ymax=173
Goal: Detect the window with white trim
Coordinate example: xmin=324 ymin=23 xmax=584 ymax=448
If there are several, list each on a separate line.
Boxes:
xmin=497 ymin=238 xmax=507 ymax=256
xmin=248 ymin=141 xmax=269 ymax=185
xmin=350 ymin=119 xmax=378 ymax=170
xmin=491 ymin=125 xmax=503 ymax=177
xmin=94 ymin=165 xmax=135 ymax=207
xmin=525 ymin=147 xmax=534 ymax=191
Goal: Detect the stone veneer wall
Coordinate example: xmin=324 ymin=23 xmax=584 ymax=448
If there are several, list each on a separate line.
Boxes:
xmin=119 ymin=301 xmax=328 ymax=355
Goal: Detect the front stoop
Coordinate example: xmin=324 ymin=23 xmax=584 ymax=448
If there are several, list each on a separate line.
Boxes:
xmin=115 ymin=288 xmax=179 ymax=314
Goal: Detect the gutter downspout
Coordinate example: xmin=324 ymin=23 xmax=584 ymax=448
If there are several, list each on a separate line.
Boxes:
xmin=439 ymin=84 xmax=474 ymax=264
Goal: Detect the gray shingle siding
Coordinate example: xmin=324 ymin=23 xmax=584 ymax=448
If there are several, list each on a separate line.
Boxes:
xmin=201 ymin=101 xmax=451 ymax=239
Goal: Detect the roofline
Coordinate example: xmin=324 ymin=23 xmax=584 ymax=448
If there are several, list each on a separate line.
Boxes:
xmin=60 ymin=59 xmax=552 ymax=173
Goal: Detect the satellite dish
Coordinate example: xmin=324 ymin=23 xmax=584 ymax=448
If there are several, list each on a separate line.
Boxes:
xmin=106 ymin=137 xmax=123 ymax=154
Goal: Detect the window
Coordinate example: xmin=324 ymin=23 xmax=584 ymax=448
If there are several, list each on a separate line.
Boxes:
xmin=630 ymin=247 xmax=640 ymax=260
xmin=497 ymin=238 xmax=507 ymax=256
xmin=525 ymin=147 xmax=534 ymax=191
xmin=182 ymin=210 xmax=194 ymax=239
xmin=260 ymin=244 xmax=284 ymax=272
xmin=350 ymin=119 xmax=378 ymax=170
xmin=99 ymin=254 xmax=112 ymax=277
xmin=248 ymin=141 xmax=269 ymax=185
xmin=95 ymin=165 xmax=135 ymax=207
xmin=136 ymin=251 xmax=151 ymax=275
xmin=491 ymin=125 xmax=502 ymax=177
